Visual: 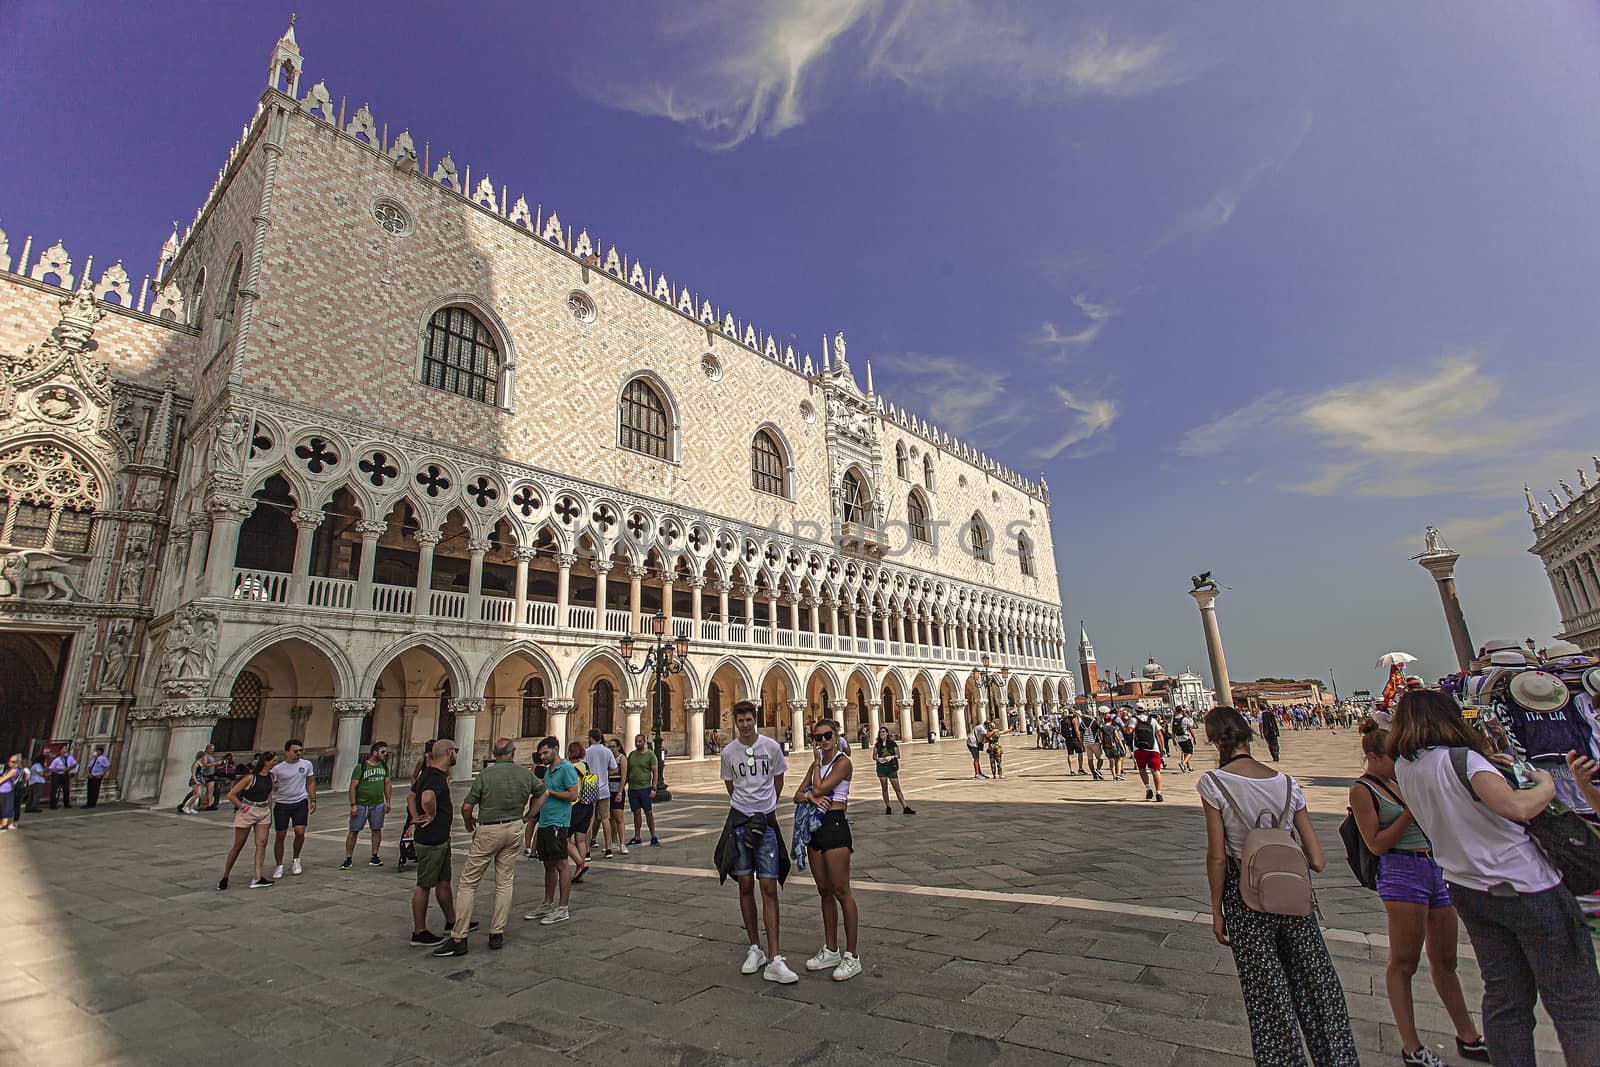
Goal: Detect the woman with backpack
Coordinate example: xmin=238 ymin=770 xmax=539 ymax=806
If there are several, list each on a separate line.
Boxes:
xmin=872 ymin=727 xmax=915 ymax=815
xmin=1099 ymin=715 xmax=1126 ymax=781
xmin=1349 ymin=721 xmax=1486 ymax=1065
xmin=1198 ymin=706 xmax=1358 ymax=1066
xmin=1390 ymin=690 xmax=1600 ymax=1067
xmin=566 ymin=741 xmax=598 ymax=882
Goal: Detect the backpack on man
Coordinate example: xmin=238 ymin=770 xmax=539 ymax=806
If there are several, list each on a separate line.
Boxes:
xmin=1133 ymin=715 xmax=1157 ymax=750
xmin=1205 ymin=772 xmax=1315 ymax=916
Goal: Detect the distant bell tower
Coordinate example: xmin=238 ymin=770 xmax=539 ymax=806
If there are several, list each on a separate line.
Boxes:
xmin=268 ymin=14 xmax=303 ymax=97
xmin=1078 ymin=622 xmax=1101 ymax=697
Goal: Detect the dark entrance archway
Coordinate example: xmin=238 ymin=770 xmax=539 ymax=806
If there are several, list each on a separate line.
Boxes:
xmin=0 ymin=632 xmax=71 ymax=761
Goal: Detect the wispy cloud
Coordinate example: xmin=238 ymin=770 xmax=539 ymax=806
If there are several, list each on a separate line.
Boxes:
xmin=590 ymin=1 xmax=1187 ymax=148
xmin=1033 ymin=294 xmax=1119 ymax=356
xmin=877 ymin=352 xmax=1012 ymax=439
xmin=1180 ymin=355 xmax=1567 ymax=498
xmin=1158 ymin=107 xmax=1314 ymax=247
xmin=1038 ymin=386 xmax=1118 ymax=459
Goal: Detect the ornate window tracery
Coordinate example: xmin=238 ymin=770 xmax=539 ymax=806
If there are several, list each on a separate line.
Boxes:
xmin=842 ymin=469 xmax=872 ymax=527
xmin=0 ymin=443 xmax=101 ymax=553
xmin=969 ymin=512 xmax=991 ymax=562
xmin=751 ymin=429 xmax=787 ymax=497
xmin=1018 ymin=534 xmax=1035 ymax=577
xmin=422 ymin=306 xmax=500 ymax=404
xmin=619 ymin=378 xmax=671 ymax=460
xmin=895 ymin=442 xmax=909 ymax=480
xmin=907 ymin=490 xmax=930 ymax=544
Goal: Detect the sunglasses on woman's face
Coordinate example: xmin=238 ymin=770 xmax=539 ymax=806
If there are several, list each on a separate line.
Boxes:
xmin=812 ymin=731 xmax=835 ymax=742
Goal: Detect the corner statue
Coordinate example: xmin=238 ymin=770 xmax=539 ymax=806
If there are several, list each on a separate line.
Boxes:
xmin=1190 ymin=572 xmax=1219 ymax=593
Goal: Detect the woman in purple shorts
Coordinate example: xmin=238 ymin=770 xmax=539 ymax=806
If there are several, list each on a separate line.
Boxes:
xmin=1349 ymin=721 xmax=1486 ymax=1066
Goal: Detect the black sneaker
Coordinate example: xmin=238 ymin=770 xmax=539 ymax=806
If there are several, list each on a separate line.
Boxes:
xmin=410 ymin=931 xmax=445 ymax=947
xmin=902 ymin=807 xmax=916 ymax=815
xmin=217 ymin=878 xmax=228 ymax=891
xmin=1455 ymin=1037 xmax=1490 ymax=1062
xmin=338 ymin=858 xmax=353 ymax=870
xmin=432 ymin=938 xmax=468 ymax=957
xmin=488 ymin=932 xmax=505 ymax=950
xmin=1155 ymin=793 xmax=1164 ymax=803
xmin=368 ymin=854 xmax=383 ymax=867
xmin=1146 ymin=787 xmax=1154 ymax=800
xmin=248 ymin=878 xmax=274 ymax=889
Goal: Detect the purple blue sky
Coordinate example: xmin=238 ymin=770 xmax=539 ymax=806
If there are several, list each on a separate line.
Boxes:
xmin=5 ymin=2 xmax=1599 ymax=694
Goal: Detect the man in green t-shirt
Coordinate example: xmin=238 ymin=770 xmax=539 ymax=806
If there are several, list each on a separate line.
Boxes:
xmin=624 ymin=733 xmax=660 ymax=847
xmin=343 ymin=742 xmax=392 ymax=869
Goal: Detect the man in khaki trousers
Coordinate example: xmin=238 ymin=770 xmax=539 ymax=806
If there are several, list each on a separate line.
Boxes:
xmin=434 ymin=737 xmax=540 ymax=956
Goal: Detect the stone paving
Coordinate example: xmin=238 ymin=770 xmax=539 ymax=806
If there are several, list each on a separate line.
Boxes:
xmin=0 ymin=729 xmax=1572 ymax=1065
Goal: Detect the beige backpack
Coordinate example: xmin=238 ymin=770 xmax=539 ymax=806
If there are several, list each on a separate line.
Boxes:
xmin=1207 ymin=772 xmax=1314 ymax=916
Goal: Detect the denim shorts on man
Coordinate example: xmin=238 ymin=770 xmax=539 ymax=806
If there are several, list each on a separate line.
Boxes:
xmin=1377 ymin=850 xmax=1452 ymax=908
xmin=628 ymin=786 xmax=653 ymax=812
xmin=732 ymin=823 xmax=782 ymax=880
xmin=349 ymin=803 xmax=385 ymax=832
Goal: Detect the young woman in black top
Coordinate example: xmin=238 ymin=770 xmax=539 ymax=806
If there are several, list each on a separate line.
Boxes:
xmin=219 ymin=751 xmax=278 ymax=890
xmin=872 ymin=727 xmax=916 ymax=815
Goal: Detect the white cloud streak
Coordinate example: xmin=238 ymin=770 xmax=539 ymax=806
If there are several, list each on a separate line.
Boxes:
xmin=591 ymin=1 xmax=1186 ymax=148
xmin=1038 ymin=385 xmax=1118 ymax=459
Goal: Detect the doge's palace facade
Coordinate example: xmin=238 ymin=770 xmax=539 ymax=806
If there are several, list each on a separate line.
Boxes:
xmin=0 ymin=23 xmax=1073 ymax=805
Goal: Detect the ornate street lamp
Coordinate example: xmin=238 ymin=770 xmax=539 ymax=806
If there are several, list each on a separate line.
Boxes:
xmin=620 ymin=609 xmax=688 ymax=802
xmin=971 ymin=654 xmax=1010 ymax=726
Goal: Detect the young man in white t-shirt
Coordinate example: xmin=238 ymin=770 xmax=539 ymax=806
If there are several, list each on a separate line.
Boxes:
xmin=719 ymin=701 xmax=794 ymax=984
xmin=583 ymin=729 xmax=619 ymax=858
xmin=270 ymin=739 xmax=317 ymax=878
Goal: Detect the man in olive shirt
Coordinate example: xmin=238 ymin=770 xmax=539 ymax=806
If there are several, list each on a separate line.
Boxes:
xmin=434 ymin=737 xmax=540 ymax=955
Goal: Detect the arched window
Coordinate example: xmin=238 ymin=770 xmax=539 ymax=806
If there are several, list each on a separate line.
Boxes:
xmin=520 ymin=676 xmax=547 ymax=738
xmin=221 ymin=254 xmax=244 ymax=329
xmin=969 ymin=512 xmax=991 ymax=562
xmin=212 ymin=671 xmax=262 ymax=752
xmin=1018 ymin=534 xmax=1035 ymax=577
xmin=751 ymin=429 xmax=787 ymax=497
xmin=0 ymin=443 xmax=102 ymax=554
xmin=907 ymin=490 xmax=930 ymax=544
xmin=923 ymin=453 xmax=935 ymax=491
xmin=189 ymin=268 xmax=207 ymax=328
xmin=841 ymin=469 xmax=872 ymax=526
xmin=895 ymin=442 xmax=908 ymax=480
xmin=619 ymin=377 xmax=671 ymax=459
xmin=422 ymin=306 xmax=500 ymax=404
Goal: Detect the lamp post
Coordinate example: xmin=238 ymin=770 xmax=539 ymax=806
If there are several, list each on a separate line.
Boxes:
xmin=620 ymin=609 xmax=688 ymax=803
xmin=971 ymin=654 xmax=1010 ymax=728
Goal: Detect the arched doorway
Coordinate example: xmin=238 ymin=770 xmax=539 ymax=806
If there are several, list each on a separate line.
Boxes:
xmin=478 ymin=644 xmax=557 ymax=745
xmin=0 ymin=633 xmax=70 ymax=763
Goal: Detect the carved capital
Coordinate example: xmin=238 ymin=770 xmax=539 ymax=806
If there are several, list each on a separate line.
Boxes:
xmin=447 ymin=698 xmax=485 ymax=715
xmin=734 ymin=585 xmax=755 ymax=599
xmin=467 ymin=538 xmax=492 ymax=554
xmin=355 ymin=520 xmax=388 ymax=538
xmin=333 ymin=699 xmax=376 ymax=718
xmin=169 ymin=524 xmax=193 ymax=544
xmin=545 ymin=698 xmax=577 ymax=715
xmin=160 ymin=699 xmax=227 ymax=724
xmin=711 ymin=580 xmax=733 ymax=595
xmin=779 ymin=593 xmax=799 ymax=606
xmin=205 ymin=494 xmax=256 ymax=520
xmin=128 ymin=705 xmax=167 ymax=724
xmin=412 ymin=530 xmax=443 ymax=547
xmin=621 ymin=699 xmax=648 ymax=713
xmin=627 ymin=565 xmax=650 ymax=580
xmin=828 ymin=701 xmax=849 ymax=714
xmin=513 ymin=547 xmax=538 ymax=563
xmin=786 ymin=700 xmax=808 ymax=713
xmin=555 ymin=552 xmax=579 ymax=569
xmin=950 ymin=699 xmax=969 ymax=711
xmin=686 ymin=575 xmax=707 ymax=590
xmin=590 ymin=560 xmax=615 ymax=576
xmin=291 ymin=508 xmax=324 ymax=529
xmin=684 ymin=699 xmax=710 ymax=713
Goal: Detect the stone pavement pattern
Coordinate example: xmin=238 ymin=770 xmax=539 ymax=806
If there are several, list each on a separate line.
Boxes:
xmin=0 ymin=730 xmax=1571 ymax=1065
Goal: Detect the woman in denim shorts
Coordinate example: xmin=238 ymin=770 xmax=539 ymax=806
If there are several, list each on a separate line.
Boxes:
xmin=1349 ymin=721 xmax=1486 ymax=1066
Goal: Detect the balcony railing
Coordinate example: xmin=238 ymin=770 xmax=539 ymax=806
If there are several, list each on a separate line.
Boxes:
xmin=226 ymin=567 xmax=1061 ymax=674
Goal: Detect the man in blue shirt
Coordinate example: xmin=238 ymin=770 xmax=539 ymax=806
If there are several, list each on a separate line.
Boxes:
xmin=523 ymin=735 xmax=581 ymax=927
xmin=47 ymin=749 xmax=78 ymax=808
xmin=86 ymin=747 xmax=111 ymax=807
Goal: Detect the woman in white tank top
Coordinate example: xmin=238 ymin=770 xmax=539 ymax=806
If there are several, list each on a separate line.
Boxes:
xmin=793 ymin=718 xmax=861 ymax=981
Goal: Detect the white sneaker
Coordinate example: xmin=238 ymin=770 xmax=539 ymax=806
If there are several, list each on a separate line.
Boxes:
xmin=831 ymin=952 xmax=862 ymax=982
xmin=620 ymin=844 xmax=630 ymax=856
xmin=740 ymin=944 xmax=769 ymax=975
xmin=272 ymin=865 xmax=284 ymax=879
xmin=805 ymin=946 xmax=842 ymax=971
xmin=762 ymin=955 xmax=799 ymax=984
xmin=291 ymin=859 xmax=303 ymax=876
xmin=523 ymin=902 xmax=555 ymax=921
xmin=538 ymin=906 xmax=570 ymax=926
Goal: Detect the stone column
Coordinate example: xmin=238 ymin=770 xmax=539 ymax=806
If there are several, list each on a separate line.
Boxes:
xmin=951 ymin=698 xmax=969 ymax=741
xmin=786 ymin=594 xmax=801 ymax=636
xmin=621 ymin=699 xmax=646 ymax=746
xmin=288 ymin=508 xmax=323 ymax=603
xmin=847 ymin=608 xmax=859 ymax=645
xmin=158 ymin=699 xmax=225 ymax=807
xmin=448 ymin=698 xmax=484 ymax=779
xmin=354 ymin=520 xmax=386 ymax=610
xmin=488 ymin=702 xmax=506 ymax=743
xmin=866 ymin=700 xmax=882 ymax=743
xmin=740 ymin=585 xmax=757 ymax=632
xmin=1188 ymin=588 xmax=1234 ymax=707
xmin=203 ymin=495 xmax=255 ymax=598
xmin=897 ymin=693 xmax=914 ymax=742
xmin=896 ymin=611 xmax=908 ymax=647
xmin=546 ymin=698 xmax=575 ymax=751
xmin=592 ymin=559 xmax=613 ymax=624
xmin=412 ymin=530 xmax=441 ymax=616
xmin=766 ymin=593 xmax=780 ymax=638
xmin=513 ymin=548 xmax=534 ymax=626
xmin=123 ymin=707 xmax=170 ymax=803
xmin=331 ymin=699 xmax=375 ymax=790
xmin=466 ymin=538 xmax=489 ymax=622
xmin=715 ymin=580 xmax=732 ymax=626
xmin=689 ymin=576 xmax=706 ymax=629
xmin=1416 ymin=551 xmax=1475 ymax=673
xmin=686 ymin=698 xmax=709 ymax=761
xmin=787 ymin=700 xmax=808 ymax=754
xmin=628 ymin=565 xmax=647 ymax=633
xmin=555 ymin=552 xmax=577 ymax=629
xmin=661 ymin=573 xmax=676 ymax=625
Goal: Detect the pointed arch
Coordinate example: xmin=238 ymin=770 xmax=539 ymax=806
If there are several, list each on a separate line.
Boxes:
xmin=567 ymin=644 xmax=643 ymax=701
xmin=359 ymin=633 xmax=471 ymax=697
xmin=803 ymin=660 xmax=843 ymax=702
xmin=619 ymin=370 xmax=679 ymax=462
xmin=757 ymin=657 xmax=801 ymax=696
xmin=210 ymin=624 xmax=357 ymax=701
xmin=472 ymin=638 xmax=565 ymax=699
xmin=704 ymin=655 xmax=756 ymax=700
